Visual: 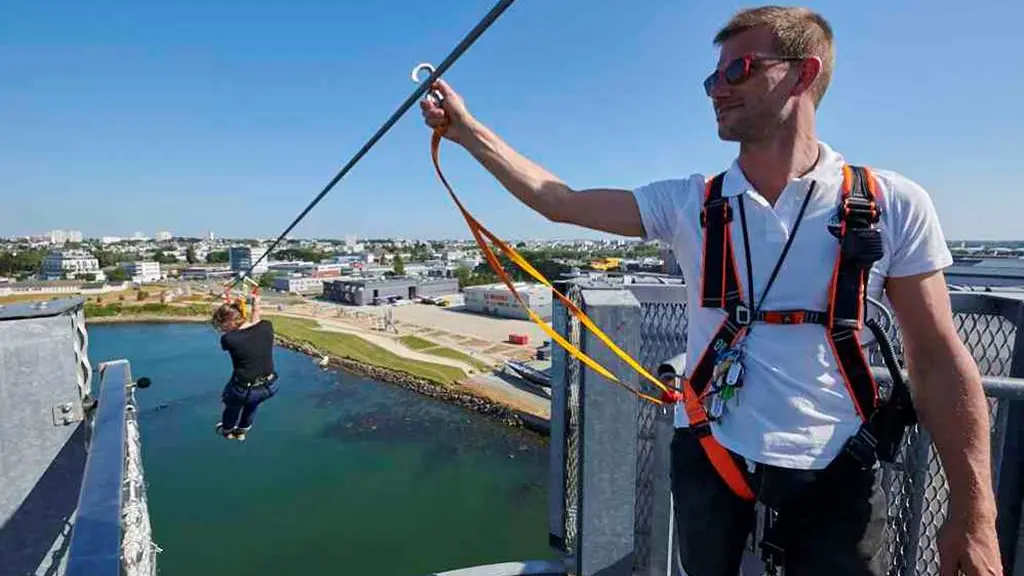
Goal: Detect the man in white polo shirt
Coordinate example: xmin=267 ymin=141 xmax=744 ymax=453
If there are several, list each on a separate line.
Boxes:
xmin=420 ymin=5 xmax=1000 ymax=575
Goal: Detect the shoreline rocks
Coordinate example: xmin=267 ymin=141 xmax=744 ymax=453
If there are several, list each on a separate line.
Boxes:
xmin=275 ymin=335 xmax=550 ymax=437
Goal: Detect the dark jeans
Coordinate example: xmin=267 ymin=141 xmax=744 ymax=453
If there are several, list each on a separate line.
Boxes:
xmin=670 ymin=428 xmax=888 ymax=576
xmin=221 ymin=379 xmax=278 ymax=432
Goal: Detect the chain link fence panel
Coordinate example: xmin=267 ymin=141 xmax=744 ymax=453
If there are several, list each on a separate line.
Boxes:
xmin=563 ymin=283 xmax=584 ymax=554
xmin=634 ymin=301 xmax=689 ymax=572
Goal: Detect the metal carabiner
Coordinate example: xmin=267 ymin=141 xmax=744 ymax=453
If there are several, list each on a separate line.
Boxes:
xmin=411 ymin=62 xmax=444 ymax=106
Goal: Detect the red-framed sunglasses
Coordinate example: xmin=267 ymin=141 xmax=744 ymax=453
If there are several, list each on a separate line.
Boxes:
xmin=703 ymin=53 xmax=805 ymax=96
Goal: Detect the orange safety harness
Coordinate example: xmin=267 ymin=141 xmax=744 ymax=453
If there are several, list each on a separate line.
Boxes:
xmin=688 ymin=164 xmax=885 ymax=500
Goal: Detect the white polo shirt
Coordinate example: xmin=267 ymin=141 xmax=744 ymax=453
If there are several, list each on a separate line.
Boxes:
xmin=633 ymin=141 xmax=953 ymax=470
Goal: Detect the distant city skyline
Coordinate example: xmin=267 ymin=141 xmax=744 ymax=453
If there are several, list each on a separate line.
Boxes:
xmin=10 ymin=228 xmax=1024 ymax=246
xmin=9 ymin=228 xmax=642 ymax=243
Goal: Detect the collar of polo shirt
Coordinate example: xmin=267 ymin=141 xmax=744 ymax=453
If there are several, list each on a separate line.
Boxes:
xmin=716 ymin=141 xmax=847 ymax=199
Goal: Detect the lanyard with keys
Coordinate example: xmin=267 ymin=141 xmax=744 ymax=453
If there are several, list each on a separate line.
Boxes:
xmin=706 ymin=182 xmax=817 ymax=420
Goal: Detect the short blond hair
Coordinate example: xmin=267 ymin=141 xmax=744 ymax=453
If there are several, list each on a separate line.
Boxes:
xmin=713 ymin=5 xmax=835 ymax=107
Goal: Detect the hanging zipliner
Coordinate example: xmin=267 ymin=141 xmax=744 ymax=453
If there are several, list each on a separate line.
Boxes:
xmin=203 ymin=0 xmax=521 ymax=444
xmin=212 ymin=273 xmax=276 ymax=442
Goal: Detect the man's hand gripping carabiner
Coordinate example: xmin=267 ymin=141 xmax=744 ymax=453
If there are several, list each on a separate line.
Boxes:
xmin=412 ymin=62 xmax=449 ymax=137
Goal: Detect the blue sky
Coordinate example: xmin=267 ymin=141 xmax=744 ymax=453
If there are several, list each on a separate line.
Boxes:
xmin=1 ymin=0 xmax=1018 ymax=241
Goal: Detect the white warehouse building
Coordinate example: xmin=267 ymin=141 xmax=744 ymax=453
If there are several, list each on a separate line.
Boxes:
xmin=462 ymin=282 xmax=551 ymax=320
xmin=272 ymin=276 xmax=325 ymax=296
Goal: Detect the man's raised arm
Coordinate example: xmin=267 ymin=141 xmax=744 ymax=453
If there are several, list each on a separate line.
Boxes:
xmin=421 ymin=80 xmax=646 ymax=238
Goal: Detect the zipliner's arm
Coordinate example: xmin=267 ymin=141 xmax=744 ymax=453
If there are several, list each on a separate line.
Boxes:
xmin=249 ymin=289 xmax=262 ymax=325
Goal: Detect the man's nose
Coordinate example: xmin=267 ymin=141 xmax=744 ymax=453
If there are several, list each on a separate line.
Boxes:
xmin=708 ymin=74 xmax=732 ymax=100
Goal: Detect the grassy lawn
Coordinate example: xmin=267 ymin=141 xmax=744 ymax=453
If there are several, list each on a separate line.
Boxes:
xmin=0 ymin=284 xmax=217 ymax=306
xmin=399 ymin=335 xmax=436 ymax=351
xmin=84 ymin=302 xmax=215 ymax=318
xmin=267 ymin=315 xmax=467 ymax=385
xmin=399 ymin=335 xmax=493 ymax=372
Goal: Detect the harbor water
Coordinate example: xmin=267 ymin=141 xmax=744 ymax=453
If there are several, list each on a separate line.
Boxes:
xmin=86 ymin=322 xmax=554 ymax=576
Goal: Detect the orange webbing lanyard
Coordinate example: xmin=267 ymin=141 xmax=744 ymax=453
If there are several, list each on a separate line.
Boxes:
xmin=223 ymin=277 xmax=260 ymax=320
xmin=428 ymin=127 xmax=678 ymax=406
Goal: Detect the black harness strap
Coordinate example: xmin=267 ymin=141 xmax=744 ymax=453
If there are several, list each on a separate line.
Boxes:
xmin=693 ymin=173 xmax=750 ymax=403
xmin=826 ymin=165 xmax=883 ymax=422
xmin=683 ymin=173 xmax=756 ymax=501
xmin=699 ymin=174 xmax=737 ymax=310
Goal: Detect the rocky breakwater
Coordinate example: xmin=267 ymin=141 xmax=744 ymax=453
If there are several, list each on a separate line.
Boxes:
xmin=275 ymin=333 xmax=547 ymax=435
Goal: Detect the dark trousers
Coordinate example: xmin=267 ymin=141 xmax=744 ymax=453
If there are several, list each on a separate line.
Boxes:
xmin=670 ymin=428 xmax=889 ymax=576
xmin=221 ymin=380 xmax=277 ymax=431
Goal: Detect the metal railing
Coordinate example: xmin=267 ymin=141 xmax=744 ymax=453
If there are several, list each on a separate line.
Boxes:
xmin=547 ymin=282 xmax=1024 ymax=575
xmin=65 ymin=360 xmax=158 ymax=576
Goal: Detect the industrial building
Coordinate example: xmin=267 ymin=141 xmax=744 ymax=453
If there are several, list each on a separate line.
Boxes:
xmin=180 ymin=266 xmax=233 ymax=280
xmin=463 ymin=282 xmax=552 ymax=320
xmin=268 ymin=262 xmax=345 ymax=278
xmin=323 ymin=277 xmax=458 ymax=306
xmin=272 ymin=276 xmax=325 ymax=296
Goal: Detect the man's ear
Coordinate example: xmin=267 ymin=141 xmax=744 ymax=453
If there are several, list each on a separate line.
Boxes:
xmin=790 ymin=56 xmax=822 ymax=98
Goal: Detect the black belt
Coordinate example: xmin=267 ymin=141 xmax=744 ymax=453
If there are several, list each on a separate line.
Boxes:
xmin=232 ymin=373 xmax=277 ymax=389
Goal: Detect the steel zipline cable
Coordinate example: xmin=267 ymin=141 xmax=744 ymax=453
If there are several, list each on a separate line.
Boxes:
xmin=227 ymin=0 xmax=521 ymax=290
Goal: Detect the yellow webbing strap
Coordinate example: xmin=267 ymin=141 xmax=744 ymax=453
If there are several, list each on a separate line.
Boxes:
xmin=222 ymin=276 xmax=260 ymax=321
xmin=428 ymin=127 xmax=675 ymax=405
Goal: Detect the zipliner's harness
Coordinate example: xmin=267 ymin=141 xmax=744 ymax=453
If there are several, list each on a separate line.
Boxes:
xmin=223 ymin=275 xmax=261 ymax=321
xmin=671 ymin=165 xmax=915 ymax=572
xmin=230 ymin=372 xmax=278 ymax=390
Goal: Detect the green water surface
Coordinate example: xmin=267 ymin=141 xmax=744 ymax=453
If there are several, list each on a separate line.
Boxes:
xmin=87 ymin=323 xmax=554 ymax=576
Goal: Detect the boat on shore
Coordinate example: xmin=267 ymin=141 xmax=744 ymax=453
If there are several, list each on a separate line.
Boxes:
xmin=503 ymin=360 xmax=551 ymax=388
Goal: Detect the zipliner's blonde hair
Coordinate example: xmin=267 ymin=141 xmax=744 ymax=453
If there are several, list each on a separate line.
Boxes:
xmin=212 ymin=302 xmax=244 ymax=331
